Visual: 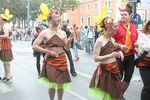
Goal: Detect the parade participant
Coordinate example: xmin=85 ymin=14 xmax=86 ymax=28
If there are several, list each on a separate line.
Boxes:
xmin=136 ymin=20 xmax=150 ymax=100
xmin=33 ymin=6 xmax=71 ymax=100
xmin=62 ymin=25 xmax=77 ymax=77
xmin=0 ymin=9 xmax=13 ymax=83
xmin=32 ymin=27 xmax=45 ymax=77
xmin=89 ymin=17 xmax=125 ymax=100
xmin=112 ymin=4 xmax=138 ymax=100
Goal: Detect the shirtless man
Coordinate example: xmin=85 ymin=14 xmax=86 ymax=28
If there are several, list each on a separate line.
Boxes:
xmin=33 ymin=9 xmax=71 ymax=100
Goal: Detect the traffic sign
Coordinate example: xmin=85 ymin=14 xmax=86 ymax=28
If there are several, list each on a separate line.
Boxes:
xmin=132 ymin=14 xmax=141 ymax=24
xmin=129 ymin=0 xmax=137 ymax=2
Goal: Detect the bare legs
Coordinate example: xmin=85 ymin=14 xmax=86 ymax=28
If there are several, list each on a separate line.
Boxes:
xmin=49 ymin=89 xmax=55 ymax=100
xmin=49 ymin=88 xmax=64 ymax=100
xmin=58 ymin=89 xmax=63 ymax=100
xmin=3 ymin=63 xmax=12 ymax=78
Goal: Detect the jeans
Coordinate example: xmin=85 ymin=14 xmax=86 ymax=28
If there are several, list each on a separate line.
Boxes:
xmin=86 ymin=38 xmax=94 ymax=54
xmin=73 ymin=40 xmax=79 ymax=57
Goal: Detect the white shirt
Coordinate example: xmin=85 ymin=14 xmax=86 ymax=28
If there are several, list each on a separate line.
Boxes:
xmin=137 ymin=32 xmax=150 ymax=57
xmin=85 ymin=29 xmax=95 ymax=39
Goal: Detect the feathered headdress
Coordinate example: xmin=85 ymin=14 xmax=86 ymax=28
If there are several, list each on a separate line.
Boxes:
xmin=0 ymin=9 xmax=13 ymax=21
xmin=93 ymin=6 xmax=113 ymax=32
xmin=38 ymin=3 xmax=49 ymax=21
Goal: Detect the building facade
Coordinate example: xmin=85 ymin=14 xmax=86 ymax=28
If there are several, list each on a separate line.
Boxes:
xmin=64 ymin=0 xmax=150 ymax=27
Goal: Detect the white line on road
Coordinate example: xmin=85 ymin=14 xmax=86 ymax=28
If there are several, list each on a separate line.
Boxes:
xmin=67 ymin=90 xmax=88 ymax=100
xmin=76 ymin=71 xmax=92 ymax=79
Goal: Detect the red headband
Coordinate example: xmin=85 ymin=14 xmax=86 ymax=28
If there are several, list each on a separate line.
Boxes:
xmin=119 ymin=5 xmax=129 ymax=12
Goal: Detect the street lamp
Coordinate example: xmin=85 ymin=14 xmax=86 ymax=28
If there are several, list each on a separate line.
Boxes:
xmin=27 ymin=0 xmax=31 ymax=29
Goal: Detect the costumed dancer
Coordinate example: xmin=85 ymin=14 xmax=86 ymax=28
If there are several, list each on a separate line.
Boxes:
xmin=33 ymin=3 xmax=71 ymax=100
xmin=112 ymin=4 xmax=138 ymax=100
xmin=89 ymin=16 xmax=125 ymax=100
xmin=136 ymin=20 xmax=150 ymax=100
xmin=0 ymin=9 xmax=13 ymax=83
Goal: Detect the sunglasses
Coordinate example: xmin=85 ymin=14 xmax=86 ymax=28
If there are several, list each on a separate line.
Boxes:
xmin=121 ymin=14 xmax=127 ymax=16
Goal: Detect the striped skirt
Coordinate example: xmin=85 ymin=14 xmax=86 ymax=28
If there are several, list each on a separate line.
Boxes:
xmin=89 ymin=62 xmax=121 ymax=100
xmin=39 ymin=53 xmax=71 ymax=90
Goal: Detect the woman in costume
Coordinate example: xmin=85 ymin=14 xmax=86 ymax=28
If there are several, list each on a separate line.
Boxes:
xmin=136 ymin=20 xmax=150 ymax=100
xmin=0 ymin=9 xmax=13 ymax=83
xmin=33 ymin=4 xmax=71 ymax=100
xmin=89 ymin=17 xmax=126 ymax=100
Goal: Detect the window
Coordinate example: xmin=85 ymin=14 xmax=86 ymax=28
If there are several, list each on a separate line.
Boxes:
xmin=81 ymin=17 xmax=84 ymax=26
xmin=108 ymin=1 xmax=111 ymax=8
xmin=81 ymin=6 xmax=84 ymax=12
xmin=105 ymin=1 xmax=107 ymax=6
xmin=95 ymin=3 xmax=98 ymax=9
xmin=87 ymin=5 xmax=90 ymax=10
xmin=87 ymin=17 xmax=91 ymax=26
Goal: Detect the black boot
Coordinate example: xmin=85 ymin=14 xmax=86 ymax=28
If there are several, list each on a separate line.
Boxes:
xmin=120 ymin=96 xmax=125 ymax=100
xmin=71 ymin=72 xmax=77 ymax=77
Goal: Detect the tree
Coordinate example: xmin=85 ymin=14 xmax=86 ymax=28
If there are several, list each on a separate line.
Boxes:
xmin=0 ymin=0 xmax=78 ymax=28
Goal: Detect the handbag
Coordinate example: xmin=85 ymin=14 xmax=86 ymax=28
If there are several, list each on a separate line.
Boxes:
xmin=134 ymin=51 xmax=148 ymax=67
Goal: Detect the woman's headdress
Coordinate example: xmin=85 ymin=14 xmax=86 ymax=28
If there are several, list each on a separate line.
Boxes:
xmin=93 ymin=6 xmax=113 ymax=32
xmin=39 ymin=3 xmax=49 ymax=21
xmin=0 ymin=9 xmax=13 ymax=21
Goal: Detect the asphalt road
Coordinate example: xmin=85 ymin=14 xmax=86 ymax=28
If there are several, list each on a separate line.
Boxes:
xmin=0 ymin=41 xmax=143 ymax=100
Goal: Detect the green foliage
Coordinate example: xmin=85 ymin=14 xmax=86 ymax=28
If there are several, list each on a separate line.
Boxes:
xmin=1 ymin=0 xmax=78 ymax=21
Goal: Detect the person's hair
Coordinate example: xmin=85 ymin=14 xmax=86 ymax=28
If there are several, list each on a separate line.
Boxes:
xmin=48 ymin=8 xmax=57 ymax=22
xmin=142 ymin=20 xmax=150 ymax=34
xmin=62 ymin=25 xmax=67 ymax=31
xmin=85 ymin=25 xmax=88 ymax=29
xmin=35 ymin=27 xmax=41 ymax=32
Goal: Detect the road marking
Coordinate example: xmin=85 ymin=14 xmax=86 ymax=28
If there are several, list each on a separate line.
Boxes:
xmin=67 ymin=90 xmax=88 ymax=100
xmin=76 ymin=71 xmax=92 ymax=79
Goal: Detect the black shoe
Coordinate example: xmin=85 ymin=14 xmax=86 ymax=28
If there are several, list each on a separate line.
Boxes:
xmin=71 ymin=72 xmax=77 ymax=77
xmin=2 ymin=77 xmax=7 ymax=81
xmin=120 ymin=97 xmax=125 ymax=100
xmin=4 ymin=76 xmax=13 ymax=83
xmin=0 ymin=77 xmax=2 ymax=80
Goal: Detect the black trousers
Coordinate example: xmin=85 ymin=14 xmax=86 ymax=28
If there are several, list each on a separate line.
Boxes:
xmin=118 ymin=54 xmax=135 ymax=82
xmin=35 ymin=52 xmax=45 ymax=75
xmin=64 ymin=49 xmax=76 ymax=73
xmin=139 ymin=67 xmax=150 ymax=100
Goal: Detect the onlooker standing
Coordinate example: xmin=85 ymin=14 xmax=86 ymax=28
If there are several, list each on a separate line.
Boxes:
xmin=72 ymin=24 xmax=80 ymax=61
xmin=62 ymin=25 xmax=77 ymax=77
xmin=12 ymin=29 xmax=17 ymax=41
xmin=82 ymin=26 xmax=88 ymax=53
xmin=32 ymin=27 xmax=45 ymax=77
xmin=85 ymin=26 xmax=95 ymax=55
xmin=94 ymin=25 xmax=99 ymax=42
xmin=136 ymin=20 xmax=150 ymax=100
